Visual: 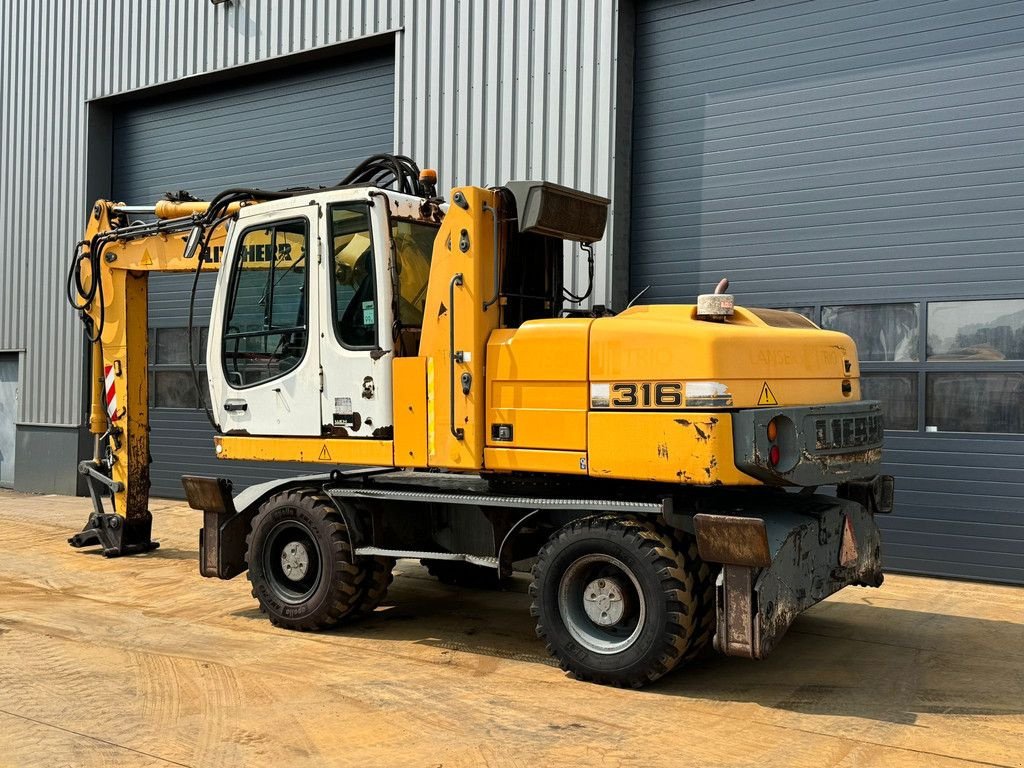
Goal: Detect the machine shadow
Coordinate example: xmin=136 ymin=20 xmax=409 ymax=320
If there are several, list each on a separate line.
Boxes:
xmin=649 ymin=601 xmax=1024 ymax=725
xmin=230 ymin=566 xmax=1024 ymax=725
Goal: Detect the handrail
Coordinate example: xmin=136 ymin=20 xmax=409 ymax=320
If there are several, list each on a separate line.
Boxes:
xmin=482 ymin=202 xmax=500 ymax=310
xmin=449 ymin=272 xmax=465 ymax=440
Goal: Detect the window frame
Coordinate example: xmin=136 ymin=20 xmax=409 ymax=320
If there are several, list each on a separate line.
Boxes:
xmin=221 ymin=216 xmax=311 ymax=391
xmin=327 ymin=203 xmax=380 ymax=352
xmin=389 ymin=213 xmax=441 ymax=329
xmin=762 ymin=294 xmax=1024 ymax=438
xmin=148 ymin=325 xmax=209 ymax=410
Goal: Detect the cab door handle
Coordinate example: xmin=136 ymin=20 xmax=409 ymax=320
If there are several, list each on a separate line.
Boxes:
xmin=224 ymin=399 xmax=248 ymax=412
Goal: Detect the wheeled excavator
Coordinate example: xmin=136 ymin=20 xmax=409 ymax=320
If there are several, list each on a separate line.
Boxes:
xmin=66 ymin=154 xmax=892 ymax=687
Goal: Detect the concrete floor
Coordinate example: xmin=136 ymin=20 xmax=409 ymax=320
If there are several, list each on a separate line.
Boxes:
xmin=0 ymin=489 xmax=1021 ymax=768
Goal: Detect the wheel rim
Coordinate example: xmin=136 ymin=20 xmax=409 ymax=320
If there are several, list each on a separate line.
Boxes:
xmin=557 ymin=553 xmax=646 ymax=655
xmin=262 ymin=518 xmax=322 ymax=605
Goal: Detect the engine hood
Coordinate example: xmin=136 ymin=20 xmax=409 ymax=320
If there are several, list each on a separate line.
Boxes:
xmin=589 ymin=305 xmax=860 ymax=408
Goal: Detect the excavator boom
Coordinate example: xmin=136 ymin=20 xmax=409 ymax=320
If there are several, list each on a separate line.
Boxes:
xmin=68 ymin=199 xmax=231 ymax=555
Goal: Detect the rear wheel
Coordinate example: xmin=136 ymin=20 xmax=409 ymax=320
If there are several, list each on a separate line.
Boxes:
xmin=530 ymin=516 xmax=698 ymax=688
xmin=246 ymin=489 xmax=364 ymax=630
xmin=675 ymin=534 xmax=719 ymax=663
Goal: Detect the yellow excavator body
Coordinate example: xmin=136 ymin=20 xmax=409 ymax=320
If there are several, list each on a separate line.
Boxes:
xmin=65 ymin=157 xmax=889 ymax=688
xmin=67 ymin=166 xmax=881 ymax=555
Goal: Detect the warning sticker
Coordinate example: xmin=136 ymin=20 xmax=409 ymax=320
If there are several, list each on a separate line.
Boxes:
xmin=757 ymin=381 xmax=778 ymax=406
xmin=141 ymin=249 xmax=153 ymax=266
xmin=318 ymin=444 xmax=332 ymax=462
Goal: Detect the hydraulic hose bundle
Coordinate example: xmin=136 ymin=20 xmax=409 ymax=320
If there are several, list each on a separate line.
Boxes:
xmin=66 ymin=236 xmax=110 ymax=343
xmin=340 ymin=154 xmax=430 ymax=197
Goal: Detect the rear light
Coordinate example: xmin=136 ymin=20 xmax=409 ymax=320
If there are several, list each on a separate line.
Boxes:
xmin=765 ymin=414 xmax=795 ymax=472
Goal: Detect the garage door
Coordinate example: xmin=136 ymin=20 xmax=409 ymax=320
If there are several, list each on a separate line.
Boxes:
xmin=632 ymin=0 xmax=1024 ymax=583
xmin=112 ymin=51 xmax=395 ymax=499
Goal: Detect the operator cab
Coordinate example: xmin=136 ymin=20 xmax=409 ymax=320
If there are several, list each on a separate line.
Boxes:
xmin=207 ymin=179 xmax=609 ymax=446
xmin=207 ymin=188 xmax=441 ymax=441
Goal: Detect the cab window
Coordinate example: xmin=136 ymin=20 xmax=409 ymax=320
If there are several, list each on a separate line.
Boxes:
xmin=330 ymin=205 xmax=378 ymax=348
xmin=392 ymin=219 xmax=438 ymax=327
xmin=222 ymin=219 xmax=309 ymax=388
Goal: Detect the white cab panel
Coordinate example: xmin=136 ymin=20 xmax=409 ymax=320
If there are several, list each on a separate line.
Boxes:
xmin=208 ymin=201 xmax=321 ymax=437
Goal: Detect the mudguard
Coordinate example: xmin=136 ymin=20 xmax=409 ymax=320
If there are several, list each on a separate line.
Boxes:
xmin=185 ymin=473 xmax=332 ymax=579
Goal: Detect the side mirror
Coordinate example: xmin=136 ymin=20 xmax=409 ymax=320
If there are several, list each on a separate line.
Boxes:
xmin=183 ymin=225 xmax=204 ymax=260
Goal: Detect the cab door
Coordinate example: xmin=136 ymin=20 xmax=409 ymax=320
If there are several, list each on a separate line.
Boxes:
xmin=208 ymin=203 xmax=321 ymax=436
xmin=318 ymin=199 xmax=394 ymax=438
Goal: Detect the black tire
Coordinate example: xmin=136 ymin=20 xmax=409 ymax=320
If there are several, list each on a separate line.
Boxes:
xmin=666 ymin=530 xmax=719 ymax=664
xmin=355 ymin=556 xmax=395 ymax=615
xmin=246 ymin=489 xmax=365 ymax=630
xmin=530 ymin=516 xmax=698 ymax=688
xmin=420 ymin=559 xmax=503 ymax=589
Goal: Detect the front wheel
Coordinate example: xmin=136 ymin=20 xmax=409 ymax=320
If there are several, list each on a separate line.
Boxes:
xmin=246 ymin=489 xmax=365 ymax=630
xmin=530 ymin=516 xmax=699 ymax=688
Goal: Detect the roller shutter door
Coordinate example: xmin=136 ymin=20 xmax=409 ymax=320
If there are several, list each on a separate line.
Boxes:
xmin=632 ymin=0 xmax=1024 ymax=583
xmin=112 ymin=51 xmax=394 ymax=499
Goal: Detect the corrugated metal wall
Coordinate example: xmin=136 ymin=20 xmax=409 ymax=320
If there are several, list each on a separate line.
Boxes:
xmin=631 ymin=0 xmax=1024 ymax=584
xmin=0 ymin=0 xmax=623 ymax=428
xmin=631 ymin=0 xmax=1024 ymax=306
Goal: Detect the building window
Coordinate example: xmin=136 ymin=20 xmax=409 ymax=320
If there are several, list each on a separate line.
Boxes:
xmin=861 ymin=373 xmax=918 ymax=431
xmin=926 ymin=373 xmax=1024 ymax=434
xmin=148 ymin=327 xmax=208 ymax=409
xmin=766 ymin=298 xmax=1024 ymax=436
xmin=927 ymin=299 xmax=1024 ymax=361
xmin=820 ymin=303 xmax=920 ymax=362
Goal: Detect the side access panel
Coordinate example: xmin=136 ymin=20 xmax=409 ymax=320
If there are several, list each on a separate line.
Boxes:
xmin=587 ymin=411 xmax=757 ymax=485
xmin=393 ymin=356 xmax=428 ymax=467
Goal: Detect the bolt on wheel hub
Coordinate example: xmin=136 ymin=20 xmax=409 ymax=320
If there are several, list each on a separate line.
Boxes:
xmin=583 ymin=577 xmax=626 ymax=626
xmin=281 ymin=541 xmax=310 ymax=581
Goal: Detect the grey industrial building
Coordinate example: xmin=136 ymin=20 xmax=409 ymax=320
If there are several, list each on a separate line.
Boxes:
xmin=1 ymin=0 xmax=1021 ymax=584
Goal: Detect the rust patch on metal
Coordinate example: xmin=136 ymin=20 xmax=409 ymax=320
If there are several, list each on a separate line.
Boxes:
xmin=693 ymin=514 xmax=772 ymax=567
xmin=657 ymin=443 xmax=669 ymax=459
xmin=125 ymin=430 xmax=151 ymax=523
xmin=694 ymin=423 xmax=710 ymax=442
xmin=801 ymin=446 xmax=882 ymax=479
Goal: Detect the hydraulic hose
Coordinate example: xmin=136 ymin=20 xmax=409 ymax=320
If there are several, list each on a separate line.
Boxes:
xmin=188 ymin=211 xmax=237 ymax=431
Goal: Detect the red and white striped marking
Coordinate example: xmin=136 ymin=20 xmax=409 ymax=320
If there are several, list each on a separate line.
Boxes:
xmin=104 ymin=365 xmax=119 ymax=421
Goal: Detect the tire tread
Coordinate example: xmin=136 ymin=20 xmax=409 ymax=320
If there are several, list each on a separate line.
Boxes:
xmin=530 ymin=515 xmax=700 ymax=688
xmin=246 ymin=489 xmax=365 ymax=631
